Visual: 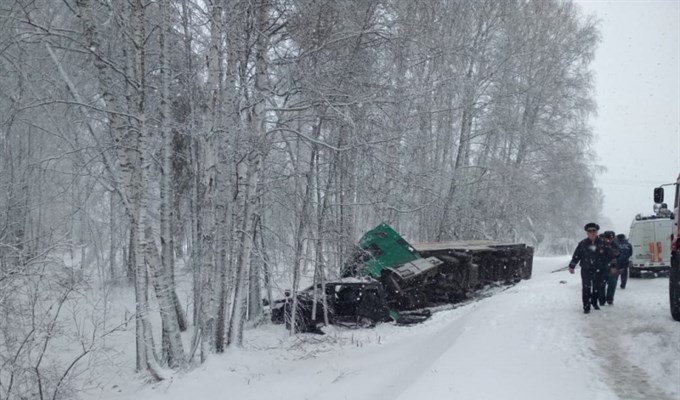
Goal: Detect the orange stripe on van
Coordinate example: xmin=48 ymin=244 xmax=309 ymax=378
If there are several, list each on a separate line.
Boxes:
xmin=657 ymin=241 xmax=663 ymax=262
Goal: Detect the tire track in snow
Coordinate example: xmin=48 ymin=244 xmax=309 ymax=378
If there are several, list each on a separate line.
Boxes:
xmin=368 ymin=304 xmax=479 ymax=400
xmin=585 ymin=307 xmax=674 ymax=400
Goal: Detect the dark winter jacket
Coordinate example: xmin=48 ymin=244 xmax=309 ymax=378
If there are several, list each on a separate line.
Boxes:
xmin=615 ymin=238 xmax=633 ymax=268
xmin=569 ymin=237 xmax=618 ymax=271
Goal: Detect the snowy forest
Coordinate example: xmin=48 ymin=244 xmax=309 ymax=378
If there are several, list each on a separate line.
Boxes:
xmin=1 ymin=0 xmax=604 ymax=398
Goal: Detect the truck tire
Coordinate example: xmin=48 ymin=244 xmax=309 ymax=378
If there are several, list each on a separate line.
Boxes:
xmin=670 ymin=251 xmax=680 ymax=321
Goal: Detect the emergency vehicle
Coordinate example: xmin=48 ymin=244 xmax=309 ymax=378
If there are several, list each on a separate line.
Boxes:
xmin=628 ymin=210 xmax=673 ymax=277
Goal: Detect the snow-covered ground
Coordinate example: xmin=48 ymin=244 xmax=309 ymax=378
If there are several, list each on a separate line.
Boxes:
xmin=86 ymin=256 xmax=680 ymax=400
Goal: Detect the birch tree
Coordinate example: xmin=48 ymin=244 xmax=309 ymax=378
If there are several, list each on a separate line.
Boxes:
xmin=228 ymin=0 xmax=271 ymax=347
xmin=69 ymin=0 xmax=187 ymax=375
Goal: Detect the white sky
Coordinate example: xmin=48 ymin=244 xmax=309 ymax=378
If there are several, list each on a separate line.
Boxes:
xmin=86 ymin=257 xmax=679 ymax=400
xmin=576 ymin=0 xmax=680 ymax=236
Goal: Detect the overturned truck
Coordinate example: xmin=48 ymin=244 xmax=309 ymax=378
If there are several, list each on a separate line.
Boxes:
xmin=273 ymin=223 xmax=534 ymax=332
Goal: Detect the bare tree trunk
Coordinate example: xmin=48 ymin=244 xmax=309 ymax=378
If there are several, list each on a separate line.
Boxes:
xmin=145 ymin=227 xmax=186 ymax=368
xmin=159 ymin=0 xmax=187 ymax=352
xmin=312 ymin=144 xmax=330 ymax=326
xmin=109 ymin=191 xmax=117 ymax=281
xmin=227 ymin=0 xmax=268 ymax=347
xmin=191 ymin=138 xmax=202 ymax=328
xmin=255 ymin=216 xmax=273 ymax=313
xmin=290 ymin=146 xmax=315 ymax=334
xmin=73 ymin=0 xmax=174 ymax=379
xmin=131 ymin=0 xmax=165 ymax=379
xmin=228 ymin=149 xmax=262 ymax=346
xmin=214 ymin=0 xmax=242 ymax=351
xmin=247 ymin=219 xmax=263 ymax=322
xmin=213 ymin=182 xmax=231 ymax=353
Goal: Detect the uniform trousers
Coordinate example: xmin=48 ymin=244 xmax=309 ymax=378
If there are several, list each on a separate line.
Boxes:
xmin=581 ymin=267 xmax=603 ymax=309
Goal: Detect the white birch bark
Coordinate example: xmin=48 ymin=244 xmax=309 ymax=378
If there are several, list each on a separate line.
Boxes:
xmin=159 ymin=0 xmax=188 ymax=365
xmin=214 ymin=19 xmax=241 ymax=347
xmin=227 ymin=0 xmax=269 ymax=347
xmin=130 ymin=0 xmax=165 ymax=378
xmin=189 ymin=0 xmax=225 ymax=361
xmin=72 ymin=0 xmax=189 ymax=378
xmin=145 ymin=227 xmax=186 ymax=367
xmin=289 ymin=168 xmax=313 ymax=334
xmin=214 ymin=92 xmax=235 ymax=352
xmin=228 ymin=150 xmax=262 ymax=346
xmin=73 ymin=0 xmax=157 ymax=377
xmin=110 ymin=190 xmax=117 ymax=281
xmin=247 ymin=242 xmax=263 ymax=322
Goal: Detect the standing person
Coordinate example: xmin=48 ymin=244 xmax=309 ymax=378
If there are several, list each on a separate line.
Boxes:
xmin=568 ymin=223 xmax=617 ymax=314
xmin=615 ymin=233 xmax=633 ymax=289
xmin=599 ymin=231 xmax=621 ymax=306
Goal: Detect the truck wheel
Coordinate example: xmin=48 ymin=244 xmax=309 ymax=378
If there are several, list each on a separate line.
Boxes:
xmin=670 ymin=252 xmax=680 ymax=321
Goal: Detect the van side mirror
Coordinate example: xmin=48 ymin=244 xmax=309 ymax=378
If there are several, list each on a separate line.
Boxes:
xmin=653 ymin=187 xmax=664 ymax=204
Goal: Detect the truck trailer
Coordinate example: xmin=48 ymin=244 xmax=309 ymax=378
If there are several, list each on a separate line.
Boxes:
xmin=273 ymin=223 xmax=534 ymax=332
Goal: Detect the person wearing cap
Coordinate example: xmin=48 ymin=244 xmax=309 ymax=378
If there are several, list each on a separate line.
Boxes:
xmin=568 ymin=223 xmax=618 ymax=314
xmin=598 ymin=231 xmax=621 ymax=306
xmin=614 ymin=233 xmax=632 ymax=289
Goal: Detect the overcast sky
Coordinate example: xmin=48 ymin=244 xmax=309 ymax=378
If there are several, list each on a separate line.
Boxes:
xmin=575 ymin=0 xmax=680 ymax=236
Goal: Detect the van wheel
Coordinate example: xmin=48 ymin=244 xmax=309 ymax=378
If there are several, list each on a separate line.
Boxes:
xmin=629 ymin=268 xmax=642 ymax=278
xmin=670 ymin=253 xmax=680 ymax=321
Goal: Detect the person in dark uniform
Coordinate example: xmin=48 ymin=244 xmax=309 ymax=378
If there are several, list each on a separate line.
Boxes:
xmin=599 ymin=231 xmax=621 ymax=305
xmin=615 ymin=233 xmax=632 ymax=289
xmin=568 ymin=223 xmax=617 ymax=314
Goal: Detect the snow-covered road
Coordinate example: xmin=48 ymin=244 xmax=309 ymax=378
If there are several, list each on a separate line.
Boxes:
xmin=91 ymin=256 xmax=680 ymax=400
xmin=583 ymin=277 xmax=678 ymax=400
